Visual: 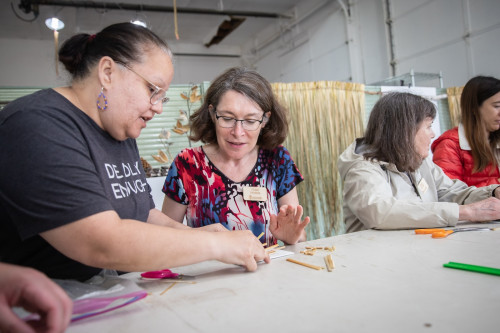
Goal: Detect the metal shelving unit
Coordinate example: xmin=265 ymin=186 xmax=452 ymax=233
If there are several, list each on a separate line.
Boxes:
xmin=370 ymin=69 xmax=444 ymax=88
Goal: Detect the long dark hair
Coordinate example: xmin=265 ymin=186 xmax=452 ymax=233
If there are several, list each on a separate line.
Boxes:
xmin=58 ymin=22 xmax=172 ymax=80
xmin=461 ymin=76 xmax=500 ymax=172
xmin=189 ymin=67 xmax=289 ymax=149
xmin=363 ymin=92 xmax=436 ymax=172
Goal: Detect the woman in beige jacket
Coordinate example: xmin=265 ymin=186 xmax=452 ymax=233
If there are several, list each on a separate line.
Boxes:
xmin=338 ymin=92 xmax=500 ymax=233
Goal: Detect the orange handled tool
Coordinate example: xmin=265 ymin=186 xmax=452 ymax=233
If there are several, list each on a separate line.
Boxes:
xmin=415 ymin=228 xmax=445 ymax=235
xmin=429 ymin=230 xmax=456 ymax=238
xmin=415 ymin=227 xmax=495 ymax=238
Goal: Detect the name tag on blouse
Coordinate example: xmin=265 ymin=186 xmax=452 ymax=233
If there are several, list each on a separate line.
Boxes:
xmin=243 ymin=186 xmax=267 ymax=201
xmin=417 ymin=178 xmax=429 ymax=194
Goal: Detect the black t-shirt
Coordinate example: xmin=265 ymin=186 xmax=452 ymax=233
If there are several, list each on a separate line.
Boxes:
xmin=0 ymin=89 xmax=154 ymax=281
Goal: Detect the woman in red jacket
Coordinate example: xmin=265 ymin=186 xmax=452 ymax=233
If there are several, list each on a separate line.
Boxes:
xmin=432 ymin=76 xmax=500 ymax=187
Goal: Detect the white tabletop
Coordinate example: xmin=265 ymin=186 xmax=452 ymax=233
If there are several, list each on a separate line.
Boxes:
xmin=67 ymin=224 xmax=500 ymax=333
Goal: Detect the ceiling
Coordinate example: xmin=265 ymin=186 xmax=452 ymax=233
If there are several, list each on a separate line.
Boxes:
xmin=1 ymin=0 xmax=314 ymax=56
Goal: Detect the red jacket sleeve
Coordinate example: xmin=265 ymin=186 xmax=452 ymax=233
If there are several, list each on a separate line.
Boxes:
xmin=432 ymin=138 xmax=465 ymax=181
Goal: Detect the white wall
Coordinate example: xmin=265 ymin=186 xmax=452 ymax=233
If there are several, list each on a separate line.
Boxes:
xmin=243 ymin=0 xmax=500 ymax=87
xmin=1 ymin=0 xmax=499 ymax=88
xmin=0 ymin=38 xmax=242 ymax=88
xmin=247 ymin=1 xmax=352 ymax=83
xmin=390 ymin=0 xmax=500 ymax=87
xmin=0 ymin=38 xmax=70 ymax=87
xmin=171 ymin=55 xmax=241 ymax=84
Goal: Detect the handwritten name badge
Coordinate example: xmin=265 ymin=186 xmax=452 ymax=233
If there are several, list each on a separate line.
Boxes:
xmin=417 ymin=178 xmax=429 ymax=194
xmin=243 ymin=186 xmax=267 ymax=201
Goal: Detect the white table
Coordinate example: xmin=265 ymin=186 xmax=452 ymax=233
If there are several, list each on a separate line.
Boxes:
xmin=67 ymin=224 xmax=500 ymax=333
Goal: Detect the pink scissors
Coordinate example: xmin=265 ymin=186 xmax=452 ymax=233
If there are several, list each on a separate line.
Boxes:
xmin=140 ymin=269 xmax=179 ymax=279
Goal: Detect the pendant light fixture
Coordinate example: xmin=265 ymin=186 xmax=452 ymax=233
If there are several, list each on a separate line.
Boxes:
xmin=45 ymin=17 xmax=64 ymax=76
xmin=130 ymin=5 xmax=148 ymax=28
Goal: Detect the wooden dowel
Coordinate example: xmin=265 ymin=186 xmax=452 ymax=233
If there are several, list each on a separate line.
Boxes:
xmin=267 ymin=246 xmax=286 ymax=254
xmin=160 ymin=282 xmax=177 ymax=295
xmin=265 ymin=243 xmax=280 ymax=251
xmin=324 ymin=254 xmax=334 ymax=272
xmin=286 ymin=258 xmax=324 ymax=270
xmin=158 ymin=280 xmax=196 ymax=284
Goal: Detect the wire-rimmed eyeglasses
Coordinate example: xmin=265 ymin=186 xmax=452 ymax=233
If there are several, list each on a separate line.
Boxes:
xmin=115 ymin=61 xmax=170 ymax=105
xmin=213 ymin=109 xmax=266 ymax=131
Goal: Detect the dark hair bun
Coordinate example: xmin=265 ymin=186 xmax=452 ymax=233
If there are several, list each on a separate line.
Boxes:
xmin=58 ymin=34 xmax=93 ymax=75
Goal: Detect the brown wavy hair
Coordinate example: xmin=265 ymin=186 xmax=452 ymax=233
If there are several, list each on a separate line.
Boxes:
xmin=460 ymin=76 xmax=500 ymax=173
xmin=189 ymin=67 xmax=289 ymax=149
xmin=363 ymin=92 xmax=436 ymax=172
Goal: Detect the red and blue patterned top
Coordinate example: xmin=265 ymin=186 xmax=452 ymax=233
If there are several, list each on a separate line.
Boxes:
xmin=162 ymin=145 xmax=303 ymax=245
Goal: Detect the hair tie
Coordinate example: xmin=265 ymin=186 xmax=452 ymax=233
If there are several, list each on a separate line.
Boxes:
xmin=88 ymin=34 xmax=96 ymax=42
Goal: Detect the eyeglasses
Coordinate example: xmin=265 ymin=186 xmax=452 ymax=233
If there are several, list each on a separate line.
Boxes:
xmin=213 ymin=109 xmax=266 ymax=131
xmin=115 ymin=61 xmax=170 ymax=105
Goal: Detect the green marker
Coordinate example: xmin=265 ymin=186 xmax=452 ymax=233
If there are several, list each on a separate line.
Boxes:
xmin=443 ymin=262 xmax=500 ymax=276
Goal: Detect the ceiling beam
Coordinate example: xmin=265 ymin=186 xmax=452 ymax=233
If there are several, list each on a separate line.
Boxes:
xmin=19 ymin=0 xmax=293 ymax=19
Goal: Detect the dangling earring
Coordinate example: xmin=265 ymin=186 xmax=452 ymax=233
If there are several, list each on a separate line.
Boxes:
xmin=96 ymin=87 xmax=108 ymax=111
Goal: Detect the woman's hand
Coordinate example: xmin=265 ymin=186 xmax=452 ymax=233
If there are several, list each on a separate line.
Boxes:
xmin=199 ymin=224 xmax=229 ymax=232
xmin=269 ymin=205 xmax=310 ymax=245
xmin=459 ymin=196 xmax=500 ymax=221
xmin=0 ymin=263 xmax=73 ymax=333
xmin=213 ymin=230 xmax=270 ymax=271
